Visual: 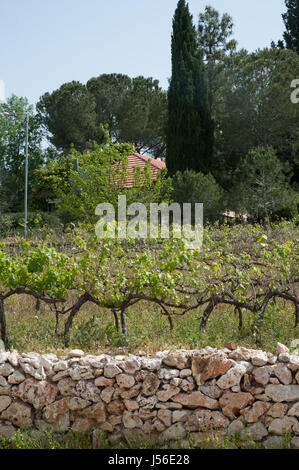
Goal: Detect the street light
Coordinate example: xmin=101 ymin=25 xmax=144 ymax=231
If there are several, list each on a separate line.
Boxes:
xmin=2 ymin=110 xmax=29 ymax=237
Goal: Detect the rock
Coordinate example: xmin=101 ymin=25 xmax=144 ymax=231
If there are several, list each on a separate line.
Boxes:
xmin=158 ymin=368 xmax=180 ymax=380
xmin=0 ymin=353 xmax=8 ymax=364
xmin=250 ymin=350 xmax=268 ymax=366
xmin=291 ymin=437 xmax=299 ymax=449
xmin=42 ymin=398 xmax=70 ymax=429
xmin=217 ymin=363 xmax=247 ymax=390
xmin=12 ymin=378 xmax=58 ymax=409
xmin=267 ymin=403 xmax=288 ymax=418
xmin=0 ymin=363 xmax=14 ymax=376
xmin=19 ymin=361 xmax=46 ymax=380
xmin=157 ymin=409 xmax=172 ymax=427
xmin=138 ymin=408 xmax=157 ymax=420
xmin=288 ymin=356 xmax=299 ymax=372
xmin=124 ymin=399 xmax=139 ymax=412
xmin=103 ymin=363 xmax=122 ymax=378
xmin=100 ymin=387 xmax=114 ymax=404
xmin=269 ymin=378 xmax=280 ymax=384
xmin=119 ymin=384 xmax=141 ymax=400
xmin=137 ymin=394 xmax=157 ymax=409
xmin=265 ymin=384 xmax=299 ymax=402
xmin=198 ymin=384 xmax=223 ymax=399
xmin=0 ymin=341 xmax=5 ymax=352
xmin=119 ymin=359 xmax=141 ymax=375
xmin=192 ymin=353 xmax=234 ymax=386
xmin=7 ymin=371 xmax=25 ymax=385
xmin=0 ymin=396 xmax=11 ymax=412
xmin=278 ymin=353 xmax=290 ymax=363
xmin=227 ymin=419 xmax=245 ymax=435
xmin=95 ymin=376 xmax=115 ymax=387
xmin=53 ymin=360 xmax=68 ymax=372
xmin=185 ymin=409 xmax=229 ymax=432
xmin=123 ymin=411 xmax=143 ymax=429
xmin=152 ymin=419 xmax=166 ymax=433
xmin=75 ymin=380 xmax=101 ymax=402
xmin=288 ymin=402 xmax=299 ymax=417
xmin=139 ymin=357 xmax=161 ymax=371
xmin=67 ymin=349 xmax=85 ymax=358
xmin=1 ymin=400 xmax=33 ymax=429
xmin=162 ymin=351 xmax=190 ymax=370
xmin=273 ymin=364 xmax=293 ymax=385
xmin=241 ymin=422 xmax=268 ymax=441
xmin=0 ymin=376 xmax=10 ymax=395
xmin=116 ymin=374 xmax=135 ymax=389
xmin=159 ymin=422 xmax=186 ymax=443
xmin=69 ymin=365 xmax=94 ymax=381
xmin=228 ymin=347 xmax=252 ymax=361
xmin=180 ymin=379 xmax=195 ymax=393
xmin=107 ymin=399 xmax=125 ymax=415
xmin=156 ymin=385 xmax=180 ymax=402
xmin=268 ymin=417 xmax=297 ymax=435
xmin=276 ymin=343 xmax=289 ymax=355
xmin=79 ymin=400 xmax=106 ymax=423
xmin=263 ymin=436 xmax=283 ymax=449
xmin=219 ymin=391 xmax=254 ymax=420
xmin=0 ymin=421 xmax=16 ymax=438
xmin=170 ymin=378 xmax=182 ymax=387
xmin=7 ymin=352 xmax=19 ymax=367
xmin=243 ymin=401 xmax=270 ymax=423
xmin=156 ymin=402 xmax=182 ymax=410
xmin=57 ymin=377 xmax=76 ymax=396
xmin=72 ymin=417 xmax=94 ymax=433
xmin=252 ymin=366 xmax=273 ymax=386
xmin=268 ymin=356 xmax=278 ymax=365
xmin=180 ymin=369 xmax=192 ymax=378
xmin=172 ymin=391 xmax=219 ymax=410
xmin=172 ymin=410 xmax=191 ymax=423
xmin=141 ymin=373 xmax=160 ymax=396
xmin=67 ymin=397 xmax=91 ymax=410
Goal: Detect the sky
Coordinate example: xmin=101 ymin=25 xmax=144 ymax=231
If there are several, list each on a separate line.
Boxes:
xmin=0 ymin=0 xmax=286 ymax=107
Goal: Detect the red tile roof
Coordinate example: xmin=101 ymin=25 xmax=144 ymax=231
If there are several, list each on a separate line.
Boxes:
xmin=115 ymin=153 xmax=166 ymax=187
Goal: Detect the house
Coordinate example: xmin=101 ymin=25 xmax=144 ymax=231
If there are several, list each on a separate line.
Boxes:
xmin=119 ymin=153 xmax=166 ymax=187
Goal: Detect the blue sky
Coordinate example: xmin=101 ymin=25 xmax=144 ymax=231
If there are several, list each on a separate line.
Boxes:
xmin=0 ymin=0 xmax=286 ymax=107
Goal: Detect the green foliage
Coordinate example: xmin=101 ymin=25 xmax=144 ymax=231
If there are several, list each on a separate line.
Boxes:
xmin=212 ymin=48 xmax=299 ymax=187
xmin=0 ymin=95 xmax=44 ymax=212
xmin=171 ymin=169 xmax=224 ymax=222
xmin=166 ymin=0 xmax=214 ymax=176
xmin=87 ymin=74 xmax=167 ymax=159
xmin=282 ymin=0 xmax=299 ymax=53
xmin=197 ymin=5 xmax=237 ymax=106
xmin=56 ymin=142 xmax=172 ymax=223
xmin=0 ymin=211 xmax=61 ymax=237
xmin=37 ymin=81 xmax=105 ymax=154
xmin=229 ymin=147 xmax=298 ymax=221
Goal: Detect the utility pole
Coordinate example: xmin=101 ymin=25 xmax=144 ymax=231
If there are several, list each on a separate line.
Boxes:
xmin=24 ymin=112 xmax=29 ymax=238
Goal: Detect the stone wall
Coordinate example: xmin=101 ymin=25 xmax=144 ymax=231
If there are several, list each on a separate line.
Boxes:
xmin=0 ymin=343 xmax=299 ymax=449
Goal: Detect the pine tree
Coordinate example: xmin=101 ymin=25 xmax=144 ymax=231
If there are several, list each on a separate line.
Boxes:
xmin=166 ymin=0 xmax=214 ymax=176
xmin=282 ymin=0 xmax=299 ymax=53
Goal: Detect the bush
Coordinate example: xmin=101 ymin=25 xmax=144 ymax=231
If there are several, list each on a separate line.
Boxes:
xmin=171 ymin=170 xmax=224 ymax=222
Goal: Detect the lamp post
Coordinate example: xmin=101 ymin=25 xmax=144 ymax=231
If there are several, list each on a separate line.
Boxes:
xmin=2 ymin=110 xmax=29 ymax=237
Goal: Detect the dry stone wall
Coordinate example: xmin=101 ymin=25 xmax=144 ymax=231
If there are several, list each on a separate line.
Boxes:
xmin=0 ymin=343 xmax=299 ymax=448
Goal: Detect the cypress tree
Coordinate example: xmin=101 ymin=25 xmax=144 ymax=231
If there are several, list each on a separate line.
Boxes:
xmin=166 ymin=0 xmax=214 ymax=176
xmin=282 ymin=0 xmax=299 ymax=53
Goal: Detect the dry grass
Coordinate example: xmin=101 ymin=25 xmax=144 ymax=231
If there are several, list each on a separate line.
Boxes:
xmin=4 ymin=292 xmax=299 ymax=355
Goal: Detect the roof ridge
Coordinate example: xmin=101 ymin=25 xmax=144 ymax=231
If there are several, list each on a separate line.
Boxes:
xmin=132 ymin=153 xmax=165 ymax=169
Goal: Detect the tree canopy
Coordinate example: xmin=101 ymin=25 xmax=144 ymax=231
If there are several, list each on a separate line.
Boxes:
xmin=166 ymin=0 xmax=214 ymax=176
